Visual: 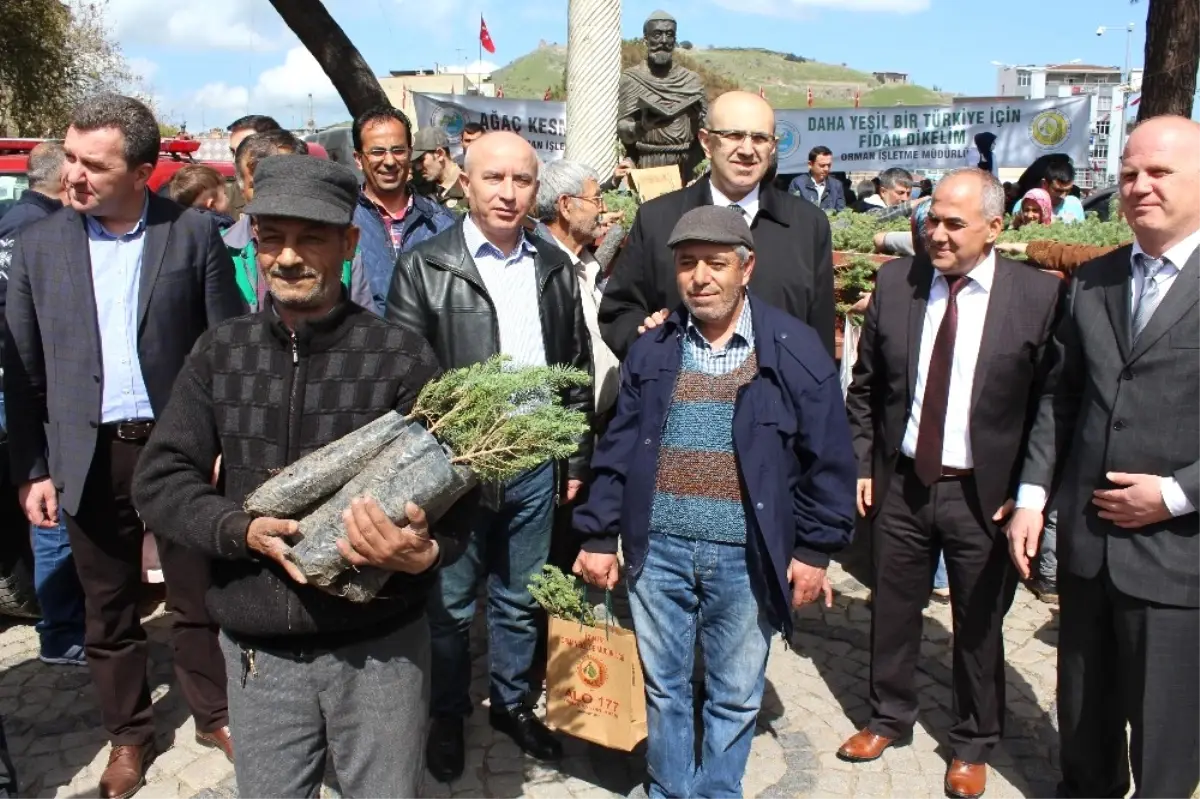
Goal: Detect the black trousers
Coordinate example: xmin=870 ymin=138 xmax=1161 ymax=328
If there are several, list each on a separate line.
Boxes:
xmin=63 ymin=430 xmax=228 ymax=746
xmin=1057 ymin=567 xmax=1199 ymax=799
xmin=867 ymin=460 xmax=1018 ymax=764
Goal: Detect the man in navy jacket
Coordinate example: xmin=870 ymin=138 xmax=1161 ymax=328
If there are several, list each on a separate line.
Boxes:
xmin=788 ymin=145 xmax=845 ymax=212
xmin=574 ymin=205 xmax=856 ymax=799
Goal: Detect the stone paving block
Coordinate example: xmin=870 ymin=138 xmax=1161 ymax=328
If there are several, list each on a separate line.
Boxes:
xmin=176 ymin=750 xmax=234 ymax=793
xmin=812 ymin=770 xmax=856 ymax=798
xmin=889 ymin=770 xmax=932 ymax=797
xmin=855 ymin=771 xmax=893 ymax=797
xmin=138 ymin=778 xmax=185 ymax=799
xmin=148 ymin=746 xmax=202 ymax=781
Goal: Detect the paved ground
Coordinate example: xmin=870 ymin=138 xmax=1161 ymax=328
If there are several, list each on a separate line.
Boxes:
xmin=0 ymin=562 xmax=1062 ymax=798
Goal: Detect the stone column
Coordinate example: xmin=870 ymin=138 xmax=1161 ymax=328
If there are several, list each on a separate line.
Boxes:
xmin=564 ymin=0 xmax=621 ymax=178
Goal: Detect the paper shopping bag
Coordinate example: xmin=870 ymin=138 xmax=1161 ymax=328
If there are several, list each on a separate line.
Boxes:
xmin=544 ymin=616 xmax=648 ymax=752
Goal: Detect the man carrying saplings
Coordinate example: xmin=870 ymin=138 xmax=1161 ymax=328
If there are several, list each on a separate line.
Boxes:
xmin=132 ymin=155 xmax=451 ymax=798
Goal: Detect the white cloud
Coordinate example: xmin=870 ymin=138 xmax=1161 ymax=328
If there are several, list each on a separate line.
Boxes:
xmin=127 ymin=57 xmax=159 ymax=84
xmin=188 ymin=47 xmax=348 ymax=128
xmin=710 ymin=0 xmax=928 ymax=16
xmin=440 ymin=60 xmax=500 ymax=76
xmin=105 ymin=0 xmax=280 ymax=51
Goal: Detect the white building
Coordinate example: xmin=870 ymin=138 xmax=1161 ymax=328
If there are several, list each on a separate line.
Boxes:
xmin=994 ymin=63 xmax=1143 ymax=187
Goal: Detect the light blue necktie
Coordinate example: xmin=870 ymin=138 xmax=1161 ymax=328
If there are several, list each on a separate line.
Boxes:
xmin=1132 ymin=253 xmax=1168 ymax=341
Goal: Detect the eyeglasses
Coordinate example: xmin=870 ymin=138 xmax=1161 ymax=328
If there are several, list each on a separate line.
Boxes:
xmin=364 ymin=146 xmax=411 ymax=161
xmin=569 ymin=194 xmax=606 ymax=210
xmin=706 ymin=129 xmax=776 ymax=148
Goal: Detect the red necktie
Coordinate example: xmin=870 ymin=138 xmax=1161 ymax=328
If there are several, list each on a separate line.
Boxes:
xmin=914 ymin=275 xmax=967 ymax=487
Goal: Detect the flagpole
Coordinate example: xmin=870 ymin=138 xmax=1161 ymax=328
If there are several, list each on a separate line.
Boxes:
xmin=478 ymin=14 xmax=483 ymax=95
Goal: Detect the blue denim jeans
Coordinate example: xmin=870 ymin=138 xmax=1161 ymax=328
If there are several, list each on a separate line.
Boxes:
xmin=1038 ymin=510 xmax=1058 ymax=584
xmin=33 ymin=519 xmax=86 ymax=656
xmin=629 ymin=533 xmax=774 ymax=799
xmin=933 ymin=552 xmax=949 ymax=590
xmin=428 ymin=462 xmax=555 ymax=717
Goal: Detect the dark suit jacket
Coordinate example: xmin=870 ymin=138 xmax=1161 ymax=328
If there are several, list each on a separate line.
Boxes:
xmin=3 ymin=192 xmax=244 ymax=516
xmin=788 ymin=172 xmax=846 ymax=212
xmin=598 ymin=176 xmax=835 ymax=360
xmin=1020 ymin=245 xmax=1199 ymax=608
xmin=846 ymin=254 xmax=1062 ymax=526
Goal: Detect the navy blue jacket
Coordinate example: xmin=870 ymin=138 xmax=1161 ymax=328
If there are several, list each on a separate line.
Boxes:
xmin=788 ymin=172 xmax=846 ymax=212
xmin=575 ymin=295 xmax=856 ymax=633
xmin=353 ymin=190 xmax=455 ymax=314
xmin=0 ymin=190 xmax=62 ymax=241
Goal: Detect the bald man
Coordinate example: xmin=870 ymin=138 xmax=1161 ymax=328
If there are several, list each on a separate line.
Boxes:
xmin=386 ymin=131 xmax=593 ymax=783
xmin=600 ymin=91 xmax=835 ymax=359
xmin=1009 ymin=116 xmax=1200 ymax=799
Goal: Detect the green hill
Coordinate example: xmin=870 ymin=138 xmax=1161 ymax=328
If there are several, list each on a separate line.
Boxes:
xmin=490 ymin=44 xmax=951 ymax=108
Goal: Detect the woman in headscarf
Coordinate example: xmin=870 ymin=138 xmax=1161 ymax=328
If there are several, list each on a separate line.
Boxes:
xmin=1012 ymin=187 xmax=1054 ymax=229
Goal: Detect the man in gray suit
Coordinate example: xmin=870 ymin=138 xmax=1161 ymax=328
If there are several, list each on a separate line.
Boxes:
xmin=1009 ymin=115 xmax=1200 ymax=799
xmin=3 ymin=94 xmax=244 ymax=799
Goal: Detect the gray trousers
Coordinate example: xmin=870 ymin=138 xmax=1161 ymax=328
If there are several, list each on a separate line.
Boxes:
xmin=1038 ymin=510 xmax=1058 ymax=583
xmin=220 ymin=617 xmax=430 ymax=798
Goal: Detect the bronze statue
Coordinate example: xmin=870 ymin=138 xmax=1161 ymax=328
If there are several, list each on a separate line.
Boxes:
xmin=617 ymin=11 xmax=707 ymax=183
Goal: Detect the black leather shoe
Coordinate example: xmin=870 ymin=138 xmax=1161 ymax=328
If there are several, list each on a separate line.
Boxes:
xmin=426 ymin=716 xmax=465 ymax=783
xmin=489 ymin=706 xmax=563 ymax=761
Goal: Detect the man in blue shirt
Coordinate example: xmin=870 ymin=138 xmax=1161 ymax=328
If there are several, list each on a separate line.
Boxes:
xmin=1011 ymin=157 xmax=1085 ymax=223
xmin=575 ymin=205 xmax=856 ymax=799
xmin=789 ymin=145 xmax=846 ymax=211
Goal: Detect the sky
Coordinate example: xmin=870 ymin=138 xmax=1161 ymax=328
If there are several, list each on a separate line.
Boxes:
xmin=106 ymin=0 xmax=1163 ymax=131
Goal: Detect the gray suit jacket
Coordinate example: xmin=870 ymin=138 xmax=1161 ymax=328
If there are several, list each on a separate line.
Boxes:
xmin=3 ymin=192 xmax=244 ymax=516
xmin=1020 ymin=244 xmax=1199 ymax=608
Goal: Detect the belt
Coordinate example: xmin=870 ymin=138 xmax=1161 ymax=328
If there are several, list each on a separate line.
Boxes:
xmin=898 ymin=455 xmax=974 ymax=480
xmin=103 ymin=419 xmax=155 ymax=442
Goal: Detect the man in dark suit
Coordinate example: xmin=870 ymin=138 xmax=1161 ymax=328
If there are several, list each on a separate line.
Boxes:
xmin=788 ymin=145 xmax=846 ymax=212
xmin=1008 ymin=115 xmax=1200 ymax=799
xmin=842 ymin=168 xmax=1062 ymax=799
xmin=599 ymin=91 xmax=835 ymax=359
xmin=3 ymin=94 xmax=244 ymax=799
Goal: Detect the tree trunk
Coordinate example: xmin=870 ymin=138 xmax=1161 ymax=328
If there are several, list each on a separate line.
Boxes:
xmin=266 ymin=0 xmax=389 ymax=121
xmin=1136 ymin=0 xmax=1199 ymax=121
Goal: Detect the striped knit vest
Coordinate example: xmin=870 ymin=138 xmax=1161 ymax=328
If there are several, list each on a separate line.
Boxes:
xmin=648 ymin=347 xmax=758 ymax=544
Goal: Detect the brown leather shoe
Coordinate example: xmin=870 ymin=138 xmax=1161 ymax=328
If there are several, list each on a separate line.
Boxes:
xmin=195 ymin=725 xmax=234 ymax=762
xmin=945 ymin=759 xmax=987 ymax=799
xmin=99 ymin=743 xmax=155 ymax=799
xmin=836 ymin=728 xmax=908 ymax=762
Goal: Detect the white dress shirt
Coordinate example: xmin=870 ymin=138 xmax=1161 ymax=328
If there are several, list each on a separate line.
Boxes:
xmin=1016 ymin=228 xmax=1200 ymax=516
xmin=548 ymin=234 xmax=621 ymax=414
xmin=463 ymin=216 xmax=546 ymax=367
xmin=709 ymin=182 xmax=760 ymax=223
xmin=814 ymin=181 xmax=826 ymax=204
xmin=900 ymin=251 xmax=997 ymax=469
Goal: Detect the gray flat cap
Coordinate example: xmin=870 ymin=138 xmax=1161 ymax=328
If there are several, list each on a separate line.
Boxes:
xmin=667 ymin=205 xmax=754 ymax=249
xmin=244 ymin=155 xmax=359 ymax=226
xmin=412 ymin=127 xmax=451 ymax=158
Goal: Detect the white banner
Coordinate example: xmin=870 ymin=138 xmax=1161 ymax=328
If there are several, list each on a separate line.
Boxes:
xmin=413 ymin=93 xmax=567 ymax=161
xmin=773 ymin=96 xmax=1091 ymax=173
xmin=414 ymin=93 xmax=1091 ymax=175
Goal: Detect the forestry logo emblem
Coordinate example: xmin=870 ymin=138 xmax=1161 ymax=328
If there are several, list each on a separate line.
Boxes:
xmin=577 ymin=657 xmax=607 ymax=689
xmin=775 ymin=120 xmax=800 ymax=160
xmin=1029 ymin=109 xmax=1071 ymax=150
xmin=435 ymin=108 xmax=466 ymax=138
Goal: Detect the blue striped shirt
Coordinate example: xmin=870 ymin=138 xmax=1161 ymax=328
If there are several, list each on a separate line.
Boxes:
xmin=463 ymin=216 xmax=546 ymax=367
xmin=683 ymin=296 xmax=755 ymax=376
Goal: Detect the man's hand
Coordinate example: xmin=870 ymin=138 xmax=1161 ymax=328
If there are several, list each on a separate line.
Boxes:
xmin=20 ymin=478 xmax=58 ymax=529
xmin=992 ymin=499 xmax=1015 ymax=524
xmin=573 ymin=551 xmax=619 ymax=590
xmin=337 ymin=498 xmax=439 ymax=575
xmin=787 ymin=559 xmax=833 ymax=608
xmin=1093 ymin=472 xmax=1173 ymax=529
xmin=1006 ymin=508 xmax=1044 ymax=580
xmin=246 ymin=517 xmax=307 ymax=584
xmin=565 ymin=479 xmax=584 ymax=504
xmin=637 ymin=308 xmax=669 ymax=335
xmin=996 ymin=242 xmax=1029 ymax=256
xmin=856 ymin=478 xmax=873 ymax=517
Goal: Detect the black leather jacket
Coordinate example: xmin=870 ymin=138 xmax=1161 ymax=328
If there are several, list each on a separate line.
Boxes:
xmin=385 ymin=220 xmax=594 ymax=482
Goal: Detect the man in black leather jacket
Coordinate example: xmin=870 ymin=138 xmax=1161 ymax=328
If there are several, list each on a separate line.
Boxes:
xmin=386 ymin=131 xmax=594 ymax=783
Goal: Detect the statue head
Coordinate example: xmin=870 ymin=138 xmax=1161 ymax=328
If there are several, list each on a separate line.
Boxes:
xmin=643 ymin=11 xmax=677 ymax=69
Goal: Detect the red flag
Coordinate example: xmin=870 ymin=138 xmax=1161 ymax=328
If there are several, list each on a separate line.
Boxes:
xmin=401 ymin=84 xmax=407 ymax=107
xmin=479 ymin=16 xmax=496 ymax=54
xmin=806 ymin=86 xmax=814 ymax=108
xmin=853 ymin=89 xmax=860 ymax=108
xmin=758 ymin=86 xmax=765 ymax=99
xmin=544 ymin=87 xmax=552 ymax=101
xmin=495 ymin=85 xmax=504 ymax=99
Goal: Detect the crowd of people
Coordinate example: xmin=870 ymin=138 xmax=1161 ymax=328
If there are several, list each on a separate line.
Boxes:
xmin=0 ymin=85 xmax=1195 ymax=799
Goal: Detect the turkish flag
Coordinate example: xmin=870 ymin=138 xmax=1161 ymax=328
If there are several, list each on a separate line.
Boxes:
xmin=479 ymin=16 xmax=496 ymax=54
xmin=544 ymin=87 xmax=553 ymax=100
xmin=806 ymin=86 xmax=814 ymax=108
xmin=496 ymin=85 xmax=504 ymax=99
xmin=758 ymin=86 xmax=765 ymax=99
xmin=853 ymin=89 xmax=860 ymax=108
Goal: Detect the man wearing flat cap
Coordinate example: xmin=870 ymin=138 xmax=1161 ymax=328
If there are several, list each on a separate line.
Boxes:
xmin=574 ymin=205 xmax=856 ymax=798
xmin=134 ymin=155 xmax=456 ymax=798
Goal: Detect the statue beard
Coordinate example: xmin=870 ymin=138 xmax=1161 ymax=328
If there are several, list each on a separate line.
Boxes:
xmin=647 ymin=49 xmax=673 ymax=68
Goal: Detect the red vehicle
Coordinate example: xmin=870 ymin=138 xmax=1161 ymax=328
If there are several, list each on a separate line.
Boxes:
xmin=0 ymin=137 xmax=238 ymax=219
